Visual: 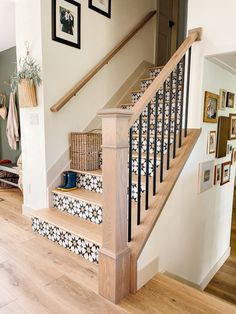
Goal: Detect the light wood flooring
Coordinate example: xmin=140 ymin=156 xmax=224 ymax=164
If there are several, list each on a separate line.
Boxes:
xmin=205 ymin=187 xmax=236 ymax=306
xmin=0 ymin=189 xmax=236 ymax=313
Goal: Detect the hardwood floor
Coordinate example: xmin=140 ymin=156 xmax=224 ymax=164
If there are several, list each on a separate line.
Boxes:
xmin=205 ymin=187 xmax=236 ymax=306
xmin=0 ymin=189 xmax=236 ymax=313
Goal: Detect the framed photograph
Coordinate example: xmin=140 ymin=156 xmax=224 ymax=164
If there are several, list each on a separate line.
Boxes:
xmin=219 ymin=89 xmax=227 ymax=110
xmin=221 ymin=162 xmax=231 ymax=185
xmin=203 ymin=91 xmax=219 ymax=123
xmin=227 ymin=143 xmax=233 ymax=155
xmin=231 ymin=148 xmax=236 ymax=165
xmin=88 ymin=0 xmax=111 ymax=18
xmin=52 ymin=0 xmax=81 ymax=49
xmin=198 ymin=161 xmax=214 ymax=193
xmin=229 ymin=113 xmax=236 ymax=140
xmin=214 ymin=164 xmax=221 ymax=185
xmin=226 ymin=92 xmax=235 ymax=108
xmin=207 ymin=131 xmax=216 ymax=154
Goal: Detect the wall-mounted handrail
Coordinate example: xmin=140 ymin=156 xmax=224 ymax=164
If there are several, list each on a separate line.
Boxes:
xmin=50 ymin=10 xmax=157 ymax=113
xmin=129 ymin=27 xmax=202 ymax=126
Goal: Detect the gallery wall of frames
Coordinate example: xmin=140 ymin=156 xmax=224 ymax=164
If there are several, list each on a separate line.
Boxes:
xmin=199 ymin=87 xmax=236 ymax=193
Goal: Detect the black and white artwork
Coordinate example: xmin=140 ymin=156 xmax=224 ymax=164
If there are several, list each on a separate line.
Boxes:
xmin=52 ymin=0 xmax=81 ymax=49
xmin=88 ymin=0 xmax=111 ymax=18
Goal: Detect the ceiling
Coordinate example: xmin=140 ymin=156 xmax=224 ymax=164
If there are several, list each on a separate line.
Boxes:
xmin=0 ymin=0 xmax=16 ymax=52
xmin=210 ymin=52 xmax=236 ymax=76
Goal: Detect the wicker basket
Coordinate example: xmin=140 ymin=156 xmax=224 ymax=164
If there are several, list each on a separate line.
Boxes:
xmin=18 ymin=79 xmax=37 ymax=107
xmin=70 ymin=132 xmax=102 ymax=171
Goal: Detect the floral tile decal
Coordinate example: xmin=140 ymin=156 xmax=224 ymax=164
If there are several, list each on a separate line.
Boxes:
xmin=76 ymin=173 xmax=103 ymax=194
xmin=53 ymin=193 xmax=102 ymax=224
xmin=32 ymin=217 xmax=99 ymax=263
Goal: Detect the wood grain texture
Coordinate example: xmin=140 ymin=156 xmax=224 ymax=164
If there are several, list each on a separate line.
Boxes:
xmin=129 ymin=128 xmax=201 ymax=293
xmin=129 ymin=28 xmax=202 ymax=126
xmin=50 ymin=11 xmax=156 ymax=113
xmin=205 ymin=188 xmax=236 ymax=306
xmin=0 ymin=189 xmax=235 ymax=313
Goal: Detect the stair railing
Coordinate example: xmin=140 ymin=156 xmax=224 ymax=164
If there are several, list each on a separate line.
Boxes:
xmin=98 ymin=27 xmax=202 ymax=303
xmin=50 ymin=11 xmax=156 ymax=112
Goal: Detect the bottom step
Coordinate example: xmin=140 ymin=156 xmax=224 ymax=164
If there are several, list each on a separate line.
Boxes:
xmin=32 ymin=208 xmax=102 ymax=264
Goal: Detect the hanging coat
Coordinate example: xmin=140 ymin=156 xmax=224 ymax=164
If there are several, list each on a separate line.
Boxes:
xmin=6 ymin=92 xmax=19 ymax=150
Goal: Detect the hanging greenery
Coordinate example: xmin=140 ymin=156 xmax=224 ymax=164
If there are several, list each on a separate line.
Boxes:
xmin=10 ymin=57 xmax=42 ymax=94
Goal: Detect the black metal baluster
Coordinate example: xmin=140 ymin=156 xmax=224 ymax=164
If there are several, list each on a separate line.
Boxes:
xmin=128 ymin=127 xmax=133 ymax=242
xmin=179 ymin=56 xmax=186 ymax=148
xmin=184 ymin=47 xmax=192 ymax=137
xmin=173 ymin=63 xmax=180 ymax=158
xmin=145 ymin=103 xmax=151 ymax=210
xmin=160 ymin=82 xmax=166 ymax=183
xmin=167 ymin=72 xmax=173 ymax=170
xmin=153 ymin=91 xmax=159 ymax=196
xmin=137 ymin=114 xmax=142 ymax=225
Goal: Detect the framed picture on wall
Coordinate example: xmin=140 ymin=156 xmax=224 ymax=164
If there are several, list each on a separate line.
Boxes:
xmin=207 ymin=131 xmax=216 ymax=154
xmin=203 ymin=91 xmax=219 ymax=123
xmin=52 ymin=0 xmax=81 ymax=49
xmin=219 ymin=89 xmax=227 ymax=110
xmin=221 ymin=162 xmax=231 ymax=185
xmin=226 ymin=92 xmax=235 ymax=108
xmin=88 ymin=0 xmax=111 ymax=18
xmin=231 ymin=148 xmax=236 ymax=165
xmin=198 ymin=160 xmax=214 ymax=193
xmin=214 ymin=164 xmax=221 ymax=185
xmin=229 ymin=114 xmax=236 ymax=140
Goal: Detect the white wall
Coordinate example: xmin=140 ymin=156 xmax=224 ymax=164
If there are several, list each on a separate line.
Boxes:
xmin=0 ymin=0 xmax=16 ymax=52
xmin=138 ymin=0 xmax=236 ymax=287
xmin=15 ymin=0 xmax=48 ymax=211
xmin=139 ymin=60 xmax=236 ymax=287
xmin=41 ymin=0 xmax=156 ymax=171
xmin=15 ymin=0 xmax=156 ymax=210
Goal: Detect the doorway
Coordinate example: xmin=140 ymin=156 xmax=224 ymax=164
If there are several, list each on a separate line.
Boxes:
xmin=155 ymin=0 xmax=188 ymax=66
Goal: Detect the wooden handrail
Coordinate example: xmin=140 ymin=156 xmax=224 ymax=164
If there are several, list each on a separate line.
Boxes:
xmin=50 ymin=10 xmax=157 ymax=113
xmin=129 ymin=27 xmax=202 ymax=126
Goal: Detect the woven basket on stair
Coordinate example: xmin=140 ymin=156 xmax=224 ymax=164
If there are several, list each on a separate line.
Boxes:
xmin=70 ymin=132 xmax=102 ymax=171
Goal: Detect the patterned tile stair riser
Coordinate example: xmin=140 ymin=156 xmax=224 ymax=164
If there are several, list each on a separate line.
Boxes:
xmin=132 ymin=136 xmax=169 ymax=154
xmin=149 ymin=63 xmax=184 ymax=79
xmin=141 ymin=76 xmax=183 ymax=92
xmin=132 ymin=157 xmax=160 ymax=177
xmin=32 ymin=217 xmax=100 ymax=263
xmin=76 ymin=172 xmax=144 ymax=202
xmin=132 ymin=118 xmax=180 ymax=136
xmin=131 ymin=89 xmax=183 ymax=105
xmin=53 ymin=193 xmax=102 ymax=224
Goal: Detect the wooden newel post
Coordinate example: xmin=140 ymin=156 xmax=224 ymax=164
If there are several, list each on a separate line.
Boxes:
xmin=98 ymin=109 xmax=133 ymax=304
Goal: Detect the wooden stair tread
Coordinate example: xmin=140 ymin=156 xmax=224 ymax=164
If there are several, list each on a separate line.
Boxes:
xmin=132 ymin=152 xmax=161 ymax=160
xmin=52 ymin=188 xmax=102 ymax=206
xmin=148 ymin=65 xmax=164 ymax=70
xmin=33 ymin=208 xmax=102 ymax=246
xmin=70 ymin=168 xmax=102 ymax=177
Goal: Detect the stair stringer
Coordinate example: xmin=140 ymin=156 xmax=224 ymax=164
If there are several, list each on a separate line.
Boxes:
xmin=128 ymin=128 xmax=201 ymax=293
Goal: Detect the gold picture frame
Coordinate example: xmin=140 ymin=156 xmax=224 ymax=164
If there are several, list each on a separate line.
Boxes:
xmin=203 ymin=91 xmax=219 ymax=123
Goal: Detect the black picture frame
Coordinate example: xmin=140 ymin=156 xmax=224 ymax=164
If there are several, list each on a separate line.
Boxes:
xmin=88 ymin=0 xmax=111 ymax=18
xmin=52 ymin=0 xmax=81 ymax=49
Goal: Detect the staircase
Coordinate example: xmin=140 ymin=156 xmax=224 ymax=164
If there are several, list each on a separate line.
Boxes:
xmin=31 ymin=64 xmax=178 ymax=263
xmin=31 ymin=26 xmax=203 ymax=304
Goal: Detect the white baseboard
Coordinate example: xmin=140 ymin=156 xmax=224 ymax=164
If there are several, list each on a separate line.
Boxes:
xmin=200 ymin=247 xmax=231 ymax=290
xmin=137 ymin=257 xmax=159 ymax=290
xmin=22 ymin=204 xmax=35 ymax=217
xmin=163 ymin=247 xmax=231 ymax=291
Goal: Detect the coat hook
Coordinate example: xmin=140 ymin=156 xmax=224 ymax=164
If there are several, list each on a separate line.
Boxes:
xmin=25 ymin=41 xmax=30 ymax=56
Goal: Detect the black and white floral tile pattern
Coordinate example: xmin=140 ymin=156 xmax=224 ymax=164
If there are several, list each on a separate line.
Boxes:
xmin=53 ymin=193 xmax=102 ymax=224
xmin=77 ymin=173 xmax=103 ymax=194
xmin=131 ymin=183 xmax=145 ymax=202
xmin=132 ymin=156 xmax=160 ymax=177
xmin=32 ymin=217 xmax=99 ymax=263
xmin=132 ymin=136 xmax=169 ymax=154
